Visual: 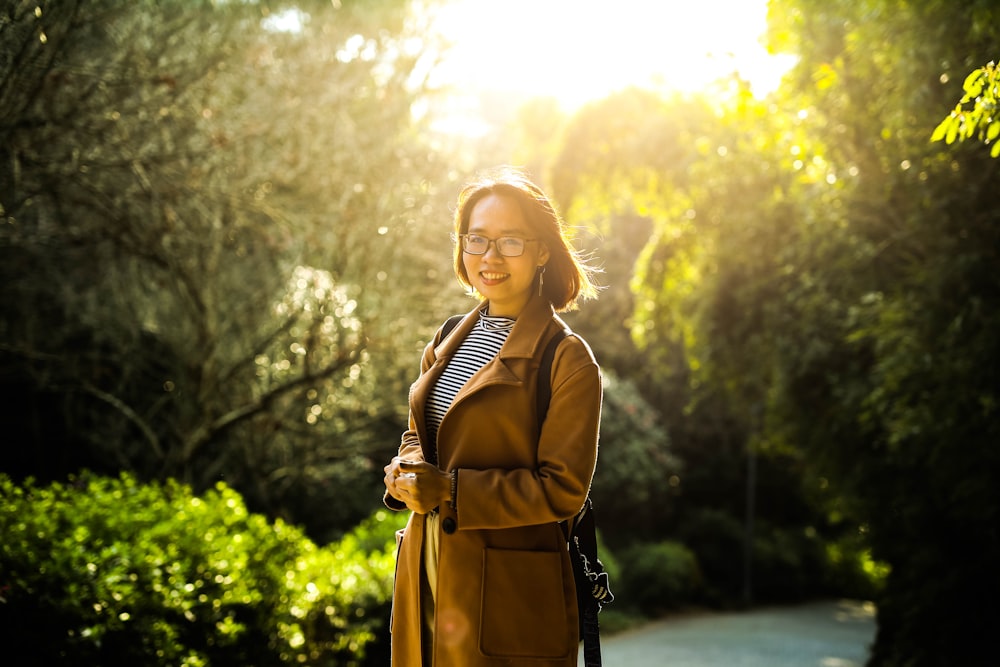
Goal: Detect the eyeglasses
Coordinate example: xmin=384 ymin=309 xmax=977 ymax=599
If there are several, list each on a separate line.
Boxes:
xmin=459 ymin=233 xmax=538 ymax=257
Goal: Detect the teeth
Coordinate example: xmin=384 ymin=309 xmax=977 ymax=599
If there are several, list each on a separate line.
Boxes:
xmin=482 ymin=272 xmax=507 ymax=280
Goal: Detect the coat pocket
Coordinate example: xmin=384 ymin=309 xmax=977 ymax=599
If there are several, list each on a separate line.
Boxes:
xmin=479 ymin=547 xmax=570 ymax=659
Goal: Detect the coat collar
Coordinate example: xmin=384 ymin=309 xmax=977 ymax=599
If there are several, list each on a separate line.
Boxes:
xmin=434 ymin=294 xmax=559 ymax=361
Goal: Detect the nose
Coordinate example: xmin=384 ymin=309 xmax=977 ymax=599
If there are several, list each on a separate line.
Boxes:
xmin=482 ymin=239 xmax=505 ymax=259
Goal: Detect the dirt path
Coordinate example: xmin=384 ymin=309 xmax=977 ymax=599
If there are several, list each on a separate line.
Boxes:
xmin=584 ymin=599 xmax=876 ymax=667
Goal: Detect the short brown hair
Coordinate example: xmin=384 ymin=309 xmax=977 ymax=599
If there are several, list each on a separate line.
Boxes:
xmin=452 ymin=166 xmax=599 ymax=312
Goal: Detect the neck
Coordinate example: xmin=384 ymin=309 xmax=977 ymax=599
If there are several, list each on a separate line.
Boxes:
xmin=485 ymin=295 xmax=533 ymax=319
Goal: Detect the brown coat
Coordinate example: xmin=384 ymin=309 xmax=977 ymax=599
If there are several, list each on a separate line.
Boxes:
xmin=385 ymin=295 xmax=602 ymax=666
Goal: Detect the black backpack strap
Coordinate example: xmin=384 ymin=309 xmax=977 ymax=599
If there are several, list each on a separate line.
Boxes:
xmin=535 ymin=327 xmax=571 ymax=434
xmin=537 ymin=326 xmax=610 ymax=666
xmin=571 ymin=496 xmax=613 ymax=667
xmin=439 ymin=314 xmax=464 ymax=341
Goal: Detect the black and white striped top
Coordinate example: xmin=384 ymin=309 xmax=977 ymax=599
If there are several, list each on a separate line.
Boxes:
xmin=425 ymin=312 xmax=515 ymax=452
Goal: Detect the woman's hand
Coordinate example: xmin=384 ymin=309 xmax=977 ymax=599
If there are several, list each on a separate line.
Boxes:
xmin=383 ymin=456 xmax=409 ymax=503
xmin=383 ymin=457 xmax=450 ymax=514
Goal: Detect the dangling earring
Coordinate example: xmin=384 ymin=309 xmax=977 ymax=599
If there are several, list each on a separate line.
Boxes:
xmin=537 ymin=265 xmax=546 ymax=297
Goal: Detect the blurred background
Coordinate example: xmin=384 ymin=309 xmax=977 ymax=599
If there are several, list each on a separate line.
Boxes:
xmin=1 ymin=1 xmax=997 ymax=665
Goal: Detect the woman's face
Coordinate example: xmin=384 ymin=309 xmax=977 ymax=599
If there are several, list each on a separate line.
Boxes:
xmin=463 ymin=193 xmax=549 ymax=318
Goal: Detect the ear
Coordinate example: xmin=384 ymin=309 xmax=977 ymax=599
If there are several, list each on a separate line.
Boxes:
xmin=537 ymin=242 xmax=551 ymax=266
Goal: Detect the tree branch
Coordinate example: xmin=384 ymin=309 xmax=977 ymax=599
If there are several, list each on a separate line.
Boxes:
xmin=81 ymin=381 xmax=164 ymax=460
xmin=179 ymin=349 xmax=361 ymax=465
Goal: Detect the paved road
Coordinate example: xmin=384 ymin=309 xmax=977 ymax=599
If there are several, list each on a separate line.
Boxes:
xmin=583 ymin=599 xmax=876 ymax=667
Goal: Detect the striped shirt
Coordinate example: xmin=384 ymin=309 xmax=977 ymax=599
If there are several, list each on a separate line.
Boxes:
xmin=425 ymin=312 xmax=515 ymax=456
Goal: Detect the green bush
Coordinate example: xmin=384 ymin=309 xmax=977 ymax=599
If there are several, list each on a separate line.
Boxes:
xmin=589 ymin=372 xmax=681 ymax=545
xmin=822 ymin=531 xmax=887 ymax=601
xmin=748 ymin=522 xmax=828 ymax=603
xmin=618 ymin=540 xmax=702 ymax=615
xmin=0 ymin=473 xmax=401 ymax=666
xmin=676 ymin=507 xmax=745 ymax=604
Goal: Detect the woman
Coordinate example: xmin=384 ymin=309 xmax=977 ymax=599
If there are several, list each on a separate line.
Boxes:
xmin=383 ymin=167 xmax=602 ymax=666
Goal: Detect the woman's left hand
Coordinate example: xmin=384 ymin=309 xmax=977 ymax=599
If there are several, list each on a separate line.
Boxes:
xmin=384 ymin=457 xmax=451 ymax=514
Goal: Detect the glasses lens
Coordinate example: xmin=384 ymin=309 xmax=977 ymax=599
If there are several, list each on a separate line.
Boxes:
xmin=497 ymin=237 xmax=525 ymax=257
xmin=463 ymin=234 xmax=488 ymax=254
xmin=461 ymin=234 xmax=528 ymax=256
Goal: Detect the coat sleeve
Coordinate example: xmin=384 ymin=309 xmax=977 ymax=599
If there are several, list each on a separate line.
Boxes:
xmin=453 ymin=335 xmax=602 ymax=528
xmin=383 ymin=332 xmax=440 ymax=511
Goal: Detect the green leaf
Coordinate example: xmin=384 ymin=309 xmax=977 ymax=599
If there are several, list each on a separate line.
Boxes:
xmin=946 ymin=117 xmax=959 ymax=144
xmin=991 ymin=140 xmax=1000 ymax=158
xmin=930 ymin=117 xmax=952 ymax=143
xmin=963 ymin=68 xmax=985 ymax=98
xmin=987 ymin=120 xmax=1000 ymax=142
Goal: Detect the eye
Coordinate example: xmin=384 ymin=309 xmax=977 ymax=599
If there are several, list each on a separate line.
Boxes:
xmin=497 ymin=237 xmax=524 ymax=252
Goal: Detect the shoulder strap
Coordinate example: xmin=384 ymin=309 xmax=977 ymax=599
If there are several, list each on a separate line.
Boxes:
xmin=439 ymin=314 xmax=464 ymax=341
xmin=535 ymin=327 xmax=571 ymax=436
xmin=539 ymin=326 xmax=610 ymax=667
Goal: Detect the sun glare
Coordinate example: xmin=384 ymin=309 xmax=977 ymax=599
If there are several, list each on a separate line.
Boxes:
xmin=427 ymin=0 xmax=795 ymax=114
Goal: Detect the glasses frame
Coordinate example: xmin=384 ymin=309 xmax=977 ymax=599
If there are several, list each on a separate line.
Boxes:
xmin=458 ymin=233 xmax=538 ymax=258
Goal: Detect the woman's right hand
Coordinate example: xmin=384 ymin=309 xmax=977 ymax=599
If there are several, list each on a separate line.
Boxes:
xmin=383 ymin=456 xmax=409 ymax=503
xmin=384 ymin=457 xmax=450 ymax=514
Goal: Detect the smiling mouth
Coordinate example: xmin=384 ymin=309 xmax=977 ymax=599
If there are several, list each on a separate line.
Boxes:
xmin=480 ymin=271 xmax=509 ymax=284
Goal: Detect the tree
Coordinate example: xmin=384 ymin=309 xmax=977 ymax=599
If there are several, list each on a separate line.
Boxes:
xmin=0 ymin=0 xmax=458 ymax=541
xmin=932 ymin=60 xmax=999 ymax=156
xmin=763 ymin=1 xmax=1000 ymax=663
xmin=538 ymin=84 xmax=841 ymax=603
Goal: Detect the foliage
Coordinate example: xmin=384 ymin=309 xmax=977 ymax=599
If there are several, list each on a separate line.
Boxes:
xmin=0 ymin=473 xmax=402 ymax=666
xmin=762 ymin=1 xmax=1000 ymax=663
xmin=617 ymin=540 xmax=702 ymax=615
xmin=533 ymin=3 xmax=1000 ymax=662
xmin=542 ymin=81 xmax=843 ymax=609
xmin=673 ymin=508 xmax=744 ymax=606
xmin=0 ymin=0 xmax=460 ymax=541
xmin=586 ymin=370 xmax=680 ymax=545
xmin=932 ymin=61 xmax=1000 ymax=156
xmin=5 ymin=0 xmax=999 ymax=662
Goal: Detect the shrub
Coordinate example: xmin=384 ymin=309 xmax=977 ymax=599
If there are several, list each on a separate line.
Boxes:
xmin=589 ymin=372 xmax=681 ymax=545
xmin=618 ymin=540 xmax=702 ymax=615
xmin=676 ymin=507 xmax=745 ymax=604
xmin=0 ymin=473 xmax=400 ymax=666
xmin=748 ymin=522 xmax=828 ymax=603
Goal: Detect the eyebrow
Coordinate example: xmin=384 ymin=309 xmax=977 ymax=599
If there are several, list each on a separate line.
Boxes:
xmin=466 ymin=226 xmax=533 ymax=236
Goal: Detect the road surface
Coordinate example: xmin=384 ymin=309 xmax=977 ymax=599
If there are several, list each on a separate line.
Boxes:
xmin=584 ymin=599 xmax=876 ymax=667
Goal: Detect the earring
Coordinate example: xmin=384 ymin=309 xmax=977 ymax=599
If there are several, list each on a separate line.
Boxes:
xmin=537 ymin=265 xmax=546 ymax=297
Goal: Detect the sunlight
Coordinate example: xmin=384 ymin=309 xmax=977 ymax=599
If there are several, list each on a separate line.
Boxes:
xmin=427 ymin=0 xmax=795 ymax=115
xmin=261 ymin=8 xmax=306 ymax=33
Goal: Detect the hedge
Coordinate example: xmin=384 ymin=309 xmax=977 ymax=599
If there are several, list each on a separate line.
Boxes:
xmin=0 ymin=473 xmax=405 ymax=666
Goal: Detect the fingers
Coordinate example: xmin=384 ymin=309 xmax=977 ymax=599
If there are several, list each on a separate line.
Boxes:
xmin=384 ymin=459 xmax=407 ymax=499
xmin=397 ymin=459 xmax=433 ymax=476
xmin=384 ymin=457 xmax=443 ymax=513
xmin=384 ymin=457 xmax=418 ymax=502
xmin=384 ymin=470 xmax=402 ymax=500
xmin=391 ymin=470 xmax=435 ymax=514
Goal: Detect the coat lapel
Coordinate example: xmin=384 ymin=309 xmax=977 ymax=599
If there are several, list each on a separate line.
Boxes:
xmin=412 ymin=296 xmax=557 ymax=459
xmin=450 ymin=295 xmax=554 ymax=406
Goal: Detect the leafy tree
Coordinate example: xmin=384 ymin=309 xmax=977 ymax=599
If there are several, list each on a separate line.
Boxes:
xmin=538 ymin=84 xmax=843 ymax=604
xmin=762 ymin=1 xmax=1000 ymax=663
xmin=932 ymin=60 xmax=999 ymax=156
xmin=548 ymin=88 xmax=716 ymax=430
xmin=587 ymin=370 xmax=680 ymax=546
xmin=0 ymin=0 xmax=458 ymax=541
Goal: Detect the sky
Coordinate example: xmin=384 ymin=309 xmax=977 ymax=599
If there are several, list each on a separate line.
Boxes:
xmin=426 ymin=0 xmax=797 ymax=110
xmin=261 ymin=1 xmax=798 ymax=135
